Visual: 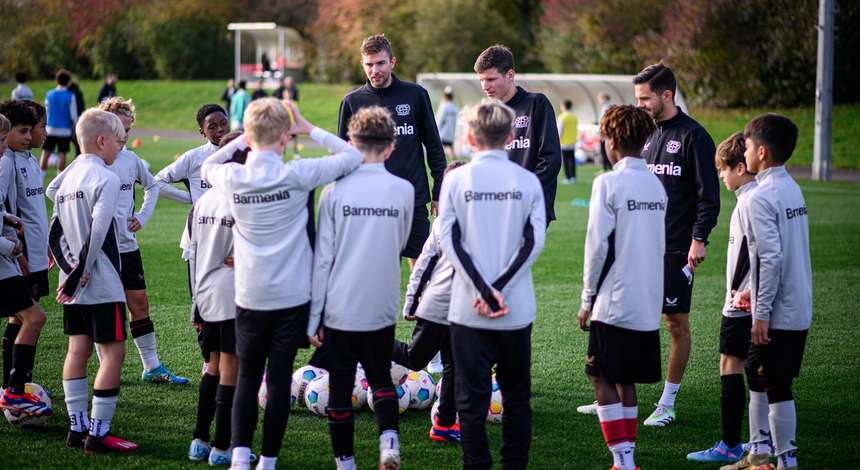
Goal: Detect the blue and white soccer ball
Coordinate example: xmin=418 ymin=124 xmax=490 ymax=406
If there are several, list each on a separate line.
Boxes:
xmin=3 ymin=383 xmax=51 ymax=427
xmin=292 ymin=365 xmax=327 ymax=407
xmin=304 ymin=374 xmax=330 ymax=416
xmin=368 ymin=384 xmax=410 ymax=415
xmin=390 ymin=362 xmax=409 ymax=387
xmin=404 ymin=370 xmax=436 ymax=410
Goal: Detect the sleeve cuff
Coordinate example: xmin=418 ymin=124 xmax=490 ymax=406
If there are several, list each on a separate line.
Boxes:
xmin=309 ymin=127 xmax=327 ymax=143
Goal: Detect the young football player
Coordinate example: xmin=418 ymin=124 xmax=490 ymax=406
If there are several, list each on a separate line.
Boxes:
xmin=307 ymin=106 xmax=414 ymax=470
xmin=687 ymin=132 xmax=758 ymax=464
xmin=437 ymin=100 xmax=546 ymax=469
xmin=392 ymin=160 xmax=466 ymax=444
xmin=47 ymin=97 xmax=188 ymax=384
xmin=578 ymin=105 xmax=666 ymax=470
xmin=51 ymin=109 xmax=138 ymax=453
xmin=723 ymin=114 xmax=811 ymax=470
xmin=200 ymin=98 xmax=362 ymax=470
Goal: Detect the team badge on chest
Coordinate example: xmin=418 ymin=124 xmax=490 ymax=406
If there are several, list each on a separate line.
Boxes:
xmin=395 ymin=104 xmax=410 ymax=116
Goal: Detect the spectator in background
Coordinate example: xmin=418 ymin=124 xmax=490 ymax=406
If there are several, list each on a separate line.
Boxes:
xmin=11 ymin=72 xmax=34 ymax=101
xmin=68 ymin=80 xmax=85 ymax=157
xmin=40 ymin=69 xmax=78 ymax=172
xmin=251 ymin=80 xmax=267 ymax=101
xmin=97 ymin=72 xmax=118 ymax=103
xmin=558 ymin=99 xmax=578 ymax=184
xmin=229 ymin=81 xmax=250 ymax=130
xmin=597 ymin=93 xmax=612 ymax=171
xmin=435 ymin=86 xmax=458 ymax=159
xmin=273 ymin=76 xmax=299 ymax=102
xmin=221 ymin=79 xmax=235 ymax=114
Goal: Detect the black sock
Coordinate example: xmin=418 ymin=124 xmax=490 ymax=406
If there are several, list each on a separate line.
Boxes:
xmin=371 ymin=387 xmax=400 ymax=433
xmin=194 ymin=373 xmax=220 ymax=442
xmin=213 ymin=384 xmax=235 ymax=450
xmin=2 ymin=323 xmax=21 ymax=389
xmin=129 ymin=317 xmax=155 ymax=339
xmin=9 ymin=344 xmax=36 ymax=395
xmin=721 ymin=373 xmax=746 ymax=448
xmin=327 ymin=407 xmax=354 ymax=458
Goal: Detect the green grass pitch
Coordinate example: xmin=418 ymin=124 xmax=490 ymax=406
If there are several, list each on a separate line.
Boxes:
xmin=0 ymin=134 xmax=858 ymax=468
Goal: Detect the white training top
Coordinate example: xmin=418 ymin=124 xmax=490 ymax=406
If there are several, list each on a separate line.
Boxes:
xmin=580 ymin=157 xmax=667 ymax=332
xmin=201 ymin=128 xmax=362 ymax=311
xmin=722 ymin=180 xmax=756 ymax=318
xmin=49 ymin=155 xmax=125 ymax=305
xmin=742 ymin=166 xmax=812 ymax=330
xmin=181 ymin=188 xmax=236 ymax=322
xmin=47 ymin=148 xmax=159 ymax=253
xmin=0 ymin=150 xmax=49 ymax=272
xmin=155 ymin=141 xmax=219 ymax=205
xmin=0 ymin=210 xmax=22 ymax=281
xmin=307 ymin=163 xmax=414 ymax=335
xmin=403 ymin=219 xmax=455 ymax=325
xmin=437 ymin=149 xmax=546 ymax=330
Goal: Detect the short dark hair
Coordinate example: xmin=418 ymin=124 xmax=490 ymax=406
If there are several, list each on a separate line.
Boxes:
xmin=715 ymin=132 xmax=746 ymax=170
xmin=744 ymin=113 xmax=798 ymax=164
xmin=563 ymin=99 xmax=573 ymax=110
xmin=474 ymin=44 xmax=514 ymax=74
xmin=196 ymin=104 xmax=227 ymax=127
xmin=599 ymin=105 xmax=656 ymax=154
xmin=633 ymin=63 xmax=677 ymax=99
xmin=0 ymin=100 xmax=38 ymax=127
xmin=23 ymin=100 xmax=46 ymax=122
xmin=238 ymin=80 xmax=247 ymax=89
xmin=360 ymin=34 xmax=393 ymax=58
xmin=14 ymin=72 xmax=27 ymax=84
xmin=56 ymin=69 xmax=72 ymax=86
xmin=444 ymin=160 xmax=466 ymax=176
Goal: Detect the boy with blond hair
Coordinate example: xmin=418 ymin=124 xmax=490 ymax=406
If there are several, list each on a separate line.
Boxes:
xmin=50 ymin=109 xmax=138 ymax=453
xmin=201 ymin=97 xmax=362 ymax=469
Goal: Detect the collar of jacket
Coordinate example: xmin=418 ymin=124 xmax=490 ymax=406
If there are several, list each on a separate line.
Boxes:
xmin=472 ymin=149 xmax=508 ymax=161
xmin=656 ymin=108 xmax=687 ymax=130
xmin=363 ymin=74 xmax=401 ymax=97
xmin=755 ymin=165 xmax=788 ymax=183
xmin=505 ymin=86 xmax=528 ymax=107
xmin=613 ymin=156 xmax=647 ymax=171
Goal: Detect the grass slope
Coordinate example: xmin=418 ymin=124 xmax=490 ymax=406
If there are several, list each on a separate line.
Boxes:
xmin=1 ymin=80 xmax=858 ymax=168
xmin=0 ymin=138 xmax=858 ymax=468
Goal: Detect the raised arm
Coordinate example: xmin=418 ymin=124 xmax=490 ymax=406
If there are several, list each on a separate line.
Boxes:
xmin=154 ymin=154 xmax=193 ymax=204
xmin=288 ymin=127 xmax=361 ymax=191
xmin=199 ymin=134 xmax=248 ymax=192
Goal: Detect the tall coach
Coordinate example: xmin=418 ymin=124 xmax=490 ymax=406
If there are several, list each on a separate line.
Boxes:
xmin=635 ymin=63 xmax=720 ymax=426
xmin=473 ymin=44 xmax=562 ymax=226
xmin=337 ymin=34 xmax=447 ymax=267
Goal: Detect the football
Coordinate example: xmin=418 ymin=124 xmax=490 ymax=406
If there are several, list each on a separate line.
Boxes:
xmin=368 ymin=384 xmax=410 ymax=415
xmin=486 ymin=374 xmax=503 ymax=423
xmin=292 ymin=365 xmax=327 ymax=407
xmin=390 ymin=362 xmax=409 ymax=387
xmin=304 ymin=374 xmax=330 ymax=416
xmin=3 ymin=383 xmax=51 ymax=427
xmin=352 ymin=367 xmax=369 ymax=410
xmin=404 ymin=370 xmax=436 ymax=410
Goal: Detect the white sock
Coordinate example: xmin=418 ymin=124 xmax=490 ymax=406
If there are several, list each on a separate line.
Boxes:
xmin=609 ymin=442 xmax=635 ymax=470
xmin=658 ymin=381 xmax=680 ymax=408
xmin=256 ymin=455 xmax=277 ymax=470
xmin=622 ymin=406 xmax=637 ymax=420
xmin=232 ymin=446 xmax=251 ymax=465
xmin=62 ymin=378 xmax=89 ymax=432
xmin=769 ymin=400 xmax=798 ymax=462
xmin=90 ymin=393 xmax=118 ymax=437
xmin=335 ymin=455 xmax=357 ymax=470
xmin=380 ymin=429 xmax=400 ymax=451
xmin=133 ymin=332 xmax=160 ymax=371
xmin=749 ymin=391 xmax=772 ymax=453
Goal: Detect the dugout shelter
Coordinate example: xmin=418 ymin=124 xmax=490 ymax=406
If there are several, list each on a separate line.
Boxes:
xmin=228 ymin=22 xmax=305 ymax=87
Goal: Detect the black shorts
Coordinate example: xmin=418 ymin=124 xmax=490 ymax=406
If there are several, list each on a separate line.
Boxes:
xmin=202 ymin=319 xmax=237 ymax=356
xmin=586 ymin=321 xmax=661 ymax=384
xmin=401 ymin=204 xmax=430 ymax=259
xmin=120 ymin=249 xmax=146 ymax=290
xmin=43 ymin=135 xmax=72 ymax=153
xmin=720 ymin=315 xmax=752 ymax=358
xmin=25 ymin=269 xmax=49 ymax=300
xmin=663 ymin=253 xmax=694 ymax=314
xmin=745 ymin=329 xmax=808 ymax=385
xmin=0 ymin=276 xmax=35 ymax=316
xmin=441 ymin=140 xmax=454 ymax=147
xmin=63 ymin=302 xmax=128 ymax=344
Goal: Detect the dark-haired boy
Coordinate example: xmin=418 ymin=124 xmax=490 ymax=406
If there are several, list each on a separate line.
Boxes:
xmin=11 ymin=73 xmax=34 ymax=101
xmin=0 ymin=101 xmax=50 ymax=395
xmin=0 ymin=111 xmax=51 ymax=418
xmin=687 ymin=132 xmax=757 ymax=464
xmin=473 ymin=44 xmax=561 ymax=226
xmin=308 ymin=105 xmax=414 ymax=470
xmin=579 ymin=105 xmax=666 ymax=470
xmin=40 ymin=69 xmax=78 ymax=172
xmin=722 ymin=114 xmax=811 ymax=470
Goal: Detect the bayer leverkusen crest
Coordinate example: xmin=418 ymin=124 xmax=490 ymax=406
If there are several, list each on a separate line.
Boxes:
xmin=395 ymin=104 xmax=410 ymax=116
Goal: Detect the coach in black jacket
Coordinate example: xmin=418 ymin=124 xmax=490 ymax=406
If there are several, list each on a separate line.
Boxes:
xmin=473 ymin=45 xmax=562 ymax=225
xmin=338 ymin=35 xmax=446 ymax=264
xmin=635 ymin=63 xmax=720 ymax=427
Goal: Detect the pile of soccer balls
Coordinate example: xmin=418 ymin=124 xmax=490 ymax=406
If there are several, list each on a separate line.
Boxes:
xmin=3 ymin=383 xmax=52 ymax=427
xmin=258 ymin=364 xmax=504 ymax=423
